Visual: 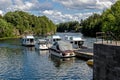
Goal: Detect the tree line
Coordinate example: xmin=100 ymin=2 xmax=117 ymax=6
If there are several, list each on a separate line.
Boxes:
xmin=57 ymin=21 xmax=81 ymax=32
xmin=81 ymin=0 xmax=120 ymax=39
xmin=57 ymin=1 xmax=120 ymax=39
xmin=0 ymin=11 xmax=56 ymax=38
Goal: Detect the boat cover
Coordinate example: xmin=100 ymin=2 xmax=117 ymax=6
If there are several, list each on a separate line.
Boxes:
xmin=57 ymin=41 xmax=73 ymax=51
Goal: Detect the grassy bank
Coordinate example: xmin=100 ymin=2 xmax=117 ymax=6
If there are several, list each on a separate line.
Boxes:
xmin=0 ymin=36 xmax=22 ymax=40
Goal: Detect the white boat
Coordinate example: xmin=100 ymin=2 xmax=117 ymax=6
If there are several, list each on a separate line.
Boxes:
xmin=35 ymin=39 xmax=49 ymax=50
xmin=21 ymin=35 xmax=35 ymax=46
xmin=51 ymin=35 xmax=61 ymax=43
xmin=49 ymin=41 xmax=75 ymax=58
xmin=47 ymin=35 xmax=62 ymax=47
xmin=64 ymin=35 xmax=84 ymax=48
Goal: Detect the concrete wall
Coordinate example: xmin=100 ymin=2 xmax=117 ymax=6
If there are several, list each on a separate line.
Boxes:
xmin=94 ymin=43 xmax=120 ymax=80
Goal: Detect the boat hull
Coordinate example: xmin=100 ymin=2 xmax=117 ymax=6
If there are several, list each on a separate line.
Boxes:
xmin=49 ymin=48 xmax=75 ymax=58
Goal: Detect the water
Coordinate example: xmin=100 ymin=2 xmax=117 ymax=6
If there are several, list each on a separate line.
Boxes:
xmin=56 ymin=32 xmax=96 ymax=48
xmin=0 ymin=33 xmax=93 ymax=80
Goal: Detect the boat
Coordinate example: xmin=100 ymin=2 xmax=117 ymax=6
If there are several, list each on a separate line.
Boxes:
xmin=46 ymin=35 xmax=62 ymax=47
xmin=35 ymin=39 xmax=49 ymax=50
xmin=49 ymin=41 xmax=75 ymax=58
xmin=21 ymin=35 xmax=35 ymax=46
xmin=64 ymin=35 xmax=84 ymax=49
xmin=51 ymin=35 xmax=61 ymax=43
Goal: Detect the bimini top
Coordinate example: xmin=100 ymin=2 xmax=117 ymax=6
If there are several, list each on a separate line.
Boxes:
xmin=23 ymin=35 xmax=34 ymax=39
xmin=52 ymin=35 xmax=61 ymax=39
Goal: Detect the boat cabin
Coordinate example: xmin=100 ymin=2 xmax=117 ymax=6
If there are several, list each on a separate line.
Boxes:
xmin=52 ymin=35 xmax=61 ymax=43
xmin=22 ymin=35 xmax=35 ymax=46
xmin=65 ymin=36 xmax=84 ymax=48
xmin=35 ymin=39 xmax=49 ymax=50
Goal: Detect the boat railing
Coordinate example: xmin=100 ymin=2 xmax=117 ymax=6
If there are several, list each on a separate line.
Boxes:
xmin=96 ymin=31 xmax=119 ymax=45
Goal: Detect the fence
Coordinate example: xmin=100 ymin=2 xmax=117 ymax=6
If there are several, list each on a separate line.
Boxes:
xmin=96 ymin=31 xmax=118 ymax=45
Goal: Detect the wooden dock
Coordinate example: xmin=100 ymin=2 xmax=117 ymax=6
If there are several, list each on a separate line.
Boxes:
xmin=74 ymin=48 xmax=93 ymax=59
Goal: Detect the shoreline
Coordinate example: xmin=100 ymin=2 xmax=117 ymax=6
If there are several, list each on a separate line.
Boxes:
xmin=0 ymin=36 xmax=22 ymax=40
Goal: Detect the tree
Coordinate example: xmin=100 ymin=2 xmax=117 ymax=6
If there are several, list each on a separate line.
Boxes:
xmin=1 ymin=11 xmax=57 ymax=38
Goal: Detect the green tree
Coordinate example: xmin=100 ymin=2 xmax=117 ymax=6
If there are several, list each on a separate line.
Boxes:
xmin=0 ymin=19 xmax=15 ymax=38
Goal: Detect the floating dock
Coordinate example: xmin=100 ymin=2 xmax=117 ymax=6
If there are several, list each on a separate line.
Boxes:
xmin=74 ymin=48 xmax=93 ymax=59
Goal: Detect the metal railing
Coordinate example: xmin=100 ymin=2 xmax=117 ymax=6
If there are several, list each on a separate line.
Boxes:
xmin=96 ymin=31 xmax=118 ymax=45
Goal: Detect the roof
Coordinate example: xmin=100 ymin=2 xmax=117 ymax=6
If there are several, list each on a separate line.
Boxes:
xmin=37 ymin=39 xmax=47 ymax=43
xmin=65 ymin=36 xmax=84 ymax=41
xmin=71 ymin=36 xmax=83 ymax=41
xmin=52 ymin=35 xmax=61 ymax=39
xmin=23 ymin=35 xmax=34 ymax=39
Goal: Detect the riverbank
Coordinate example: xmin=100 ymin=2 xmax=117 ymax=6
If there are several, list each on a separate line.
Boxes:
xmin=0 ymin=36 xmax=21 ymax=40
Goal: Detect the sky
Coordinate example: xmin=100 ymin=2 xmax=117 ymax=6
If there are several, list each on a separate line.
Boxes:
xmin=0 ymin=0 xmax=117 ymax=24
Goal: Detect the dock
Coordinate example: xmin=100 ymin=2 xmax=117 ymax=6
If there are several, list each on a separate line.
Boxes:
xmin=74 ymin=48 xmax=93 ymax=59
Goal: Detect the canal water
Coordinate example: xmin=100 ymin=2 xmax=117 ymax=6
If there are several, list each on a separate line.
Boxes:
xmin=0 ymin=33 xmax=94 ymax=80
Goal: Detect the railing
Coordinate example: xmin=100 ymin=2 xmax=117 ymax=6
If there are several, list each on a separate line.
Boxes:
xmin=96 ymin=31 xmax=118 ymax=45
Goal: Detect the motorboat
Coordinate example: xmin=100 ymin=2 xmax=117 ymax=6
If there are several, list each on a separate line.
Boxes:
xmin=21 ymin=35 xmax=35 ymax=46
xmin=49 ymin=41 xmax=75 ymax=58
xmin=64 ymin=35 xmax=84 ymax=48
xmin=35 ymin=39 xmax=49 ymax=50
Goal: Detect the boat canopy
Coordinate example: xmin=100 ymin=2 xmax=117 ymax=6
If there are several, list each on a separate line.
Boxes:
xmin=70 ymin=36 xmax=83 ymax=41
xmin=57 ymin=41 xmax=73 ymax=51
xmin=65 ymin=35 xmax=83 ymax=41
xmin=23 ymin=35 xmax=34 ymax=39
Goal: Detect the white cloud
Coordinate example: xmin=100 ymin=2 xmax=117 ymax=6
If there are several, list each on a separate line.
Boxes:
xmin=53 ymin=0 xmax=117 ymax=10
xmin=42 ymin=10 xmax=99 ymax=23
xmin=9 ymin=1 xmax=34 ymax=11
xmin=0 ymin=0 xmax=53 ymax=12
xmin=0 ymin=10 xmax=3 ymax=15
xmin=0 ymin=0 xmax=12 ymax=10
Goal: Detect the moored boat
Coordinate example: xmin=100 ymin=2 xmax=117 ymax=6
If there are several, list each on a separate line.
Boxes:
xmin=64 ymin=35 xmax=84 ymax=49
xmin=51 ymin=35 xmax=61 ymax=43
xmin=21 ymin=35 xmax=35 ymax=46
xmin=35 ymin=39 xmax=49 ymax=50
xmin=49 ymin=41 xmax=75 ymax=58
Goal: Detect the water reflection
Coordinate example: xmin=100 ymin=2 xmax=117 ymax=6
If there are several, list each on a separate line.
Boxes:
xmin=23 ymin=46 xmax=35 ymax=51
xmin=49 ymin=54 xmax=75 ymax=68
xmin=36 ymin=49 xmax=49 ymax=55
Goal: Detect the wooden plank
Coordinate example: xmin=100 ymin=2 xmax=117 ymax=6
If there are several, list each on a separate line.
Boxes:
xmin=74 ymin=48 xmax=93 ymax=59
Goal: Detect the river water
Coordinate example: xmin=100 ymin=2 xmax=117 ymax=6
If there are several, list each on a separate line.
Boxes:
xmin=0 ymin=33 xmax=94 ymax=80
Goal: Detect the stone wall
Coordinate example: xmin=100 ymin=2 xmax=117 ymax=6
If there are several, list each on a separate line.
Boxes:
xmin=94 ymin=43 xmax=120 ymax=80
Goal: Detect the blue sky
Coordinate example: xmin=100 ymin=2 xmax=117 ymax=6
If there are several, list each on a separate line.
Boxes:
xmin=0 ymin=0 xmax=117 ymax=24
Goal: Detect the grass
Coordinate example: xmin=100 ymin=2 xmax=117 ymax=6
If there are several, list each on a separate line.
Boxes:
xmin=0 ymin=36 xmax=22 ymax=40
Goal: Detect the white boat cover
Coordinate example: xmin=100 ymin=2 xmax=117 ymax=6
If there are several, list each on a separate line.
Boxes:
xmin=57 ymin=41 xmax=73 ymax=51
